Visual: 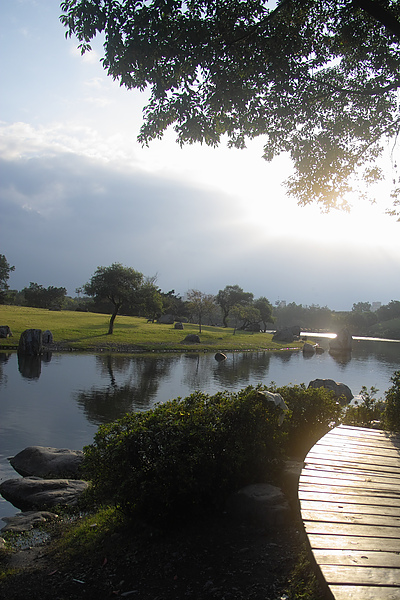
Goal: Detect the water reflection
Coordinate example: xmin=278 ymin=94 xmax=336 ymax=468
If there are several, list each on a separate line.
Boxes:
xmin=328 ymin=351 xmax=352 ymax=366
xmin=16 ymin=351 xmax=53 ymax=380
xmin=214 ymin=352 xmax=272 ymax=386
xmin=0 ymin=352 xmax=11 ymax=385
xmin=17 ymin=354 xmax=42 ymax=379
xmin=75 ymin=355 xmax=176 ymax=425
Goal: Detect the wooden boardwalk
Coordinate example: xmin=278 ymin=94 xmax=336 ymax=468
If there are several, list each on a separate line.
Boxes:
xmin=299 ymin=424 xmax=400 ymax=600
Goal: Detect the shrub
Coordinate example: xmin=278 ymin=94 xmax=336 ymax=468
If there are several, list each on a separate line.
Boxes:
xmin=274 ymin=384 xmax=343 ymax=458
xmin=343 ymin=386 xmax=385 ymax=428
xmin=384 ymin=371 xmax=400 ymax=431
xmin=82 ymin=386 xmax=285 ymax=523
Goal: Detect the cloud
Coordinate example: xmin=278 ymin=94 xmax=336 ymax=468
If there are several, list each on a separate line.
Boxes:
xmin=1 ymin=122 xmax=399 ymax=310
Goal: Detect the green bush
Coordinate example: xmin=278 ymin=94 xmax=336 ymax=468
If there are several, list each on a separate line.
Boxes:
xmin=343 ymin=386 xmax=385 ymax=428
xmin=82 ymin=386 xmax=285 ymax=523
xmin=384 ymin=371 xmax=400 ymax=431
xmin=274 ymin=384 xmax=343 ymax=458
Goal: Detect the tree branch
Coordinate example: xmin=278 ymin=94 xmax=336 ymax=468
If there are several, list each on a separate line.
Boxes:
xmin=354 ymin=0 xmax=400 ymax=40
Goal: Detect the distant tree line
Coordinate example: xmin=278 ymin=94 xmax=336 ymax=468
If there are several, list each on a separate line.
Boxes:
xmin=1 ymin=254 xmax=400 ymax=338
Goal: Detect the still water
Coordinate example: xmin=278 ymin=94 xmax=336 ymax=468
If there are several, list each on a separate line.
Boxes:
xmin=0 ymin=335 xmax=399 ymax=517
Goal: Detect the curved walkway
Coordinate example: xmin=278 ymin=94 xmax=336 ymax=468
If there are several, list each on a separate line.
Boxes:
xmin=299 ymin=424 xmax=400 ymax=600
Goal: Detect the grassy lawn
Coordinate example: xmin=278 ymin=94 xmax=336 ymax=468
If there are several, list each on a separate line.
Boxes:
xmin=0 ymin=305 xmax=301 ymax=353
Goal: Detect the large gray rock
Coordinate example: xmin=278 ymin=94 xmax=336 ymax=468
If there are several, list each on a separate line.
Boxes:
xmin=226 ymin=483 xmax=290 ymax=529
xmin=42 ymin=330 xmax=53 ymax=344
xmin=256 ymin=391 xmax=289 ymax=425
xmin=9 ymin=446 xmax=84 ymax=479
xmin=0 ymin=326 xmax=12 ymax=338
xmin=174 ymin=321 xmax=184 ymax=330
xmin=1 ymin=511 xmax=58 ymax=533
xmin=183 ymin=334 xmax=200 ymax=343
xmin=0 ymin=477 xmax=88 ymax=511
xmin=18 ymin=329 xmax=43 ymax=356
xmin=302 ymin=342 xmax=316 ymax=355
xmin=329 ymin=328 xmax=353 ymax=354
xmin=272 ymin=326 xmax=300 ymax=343
xmin=308 ymin=378 xmax=353 ymax=403
xmin=158 ymin=314 xmax=174 ymax=324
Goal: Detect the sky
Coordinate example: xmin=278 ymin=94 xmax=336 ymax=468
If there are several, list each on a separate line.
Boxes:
xmin=1 ymin=0 xmax=399 ymax=311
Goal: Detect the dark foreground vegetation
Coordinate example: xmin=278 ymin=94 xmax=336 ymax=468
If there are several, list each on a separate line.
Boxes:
xmin=1 ymin=373 xmax=400 ymax=599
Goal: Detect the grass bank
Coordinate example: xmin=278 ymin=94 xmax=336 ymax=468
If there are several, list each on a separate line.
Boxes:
xmin=0 ymin=306 xmax=301 ymax=353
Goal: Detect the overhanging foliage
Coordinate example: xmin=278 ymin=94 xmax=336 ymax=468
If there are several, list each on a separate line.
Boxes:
xmin=60 ymin=0 xmax=400 ymax=215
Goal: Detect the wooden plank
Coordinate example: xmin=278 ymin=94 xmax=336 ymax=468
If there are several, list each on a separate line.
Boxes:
xmin=304 ymin=521 xmax=400 ymax=538
xmin=299 ymin=471 xmax=400 ymax=492
xmin=301 ymin=469 xmax=400 ymax=487
xmin=312 ymin=550 xmax=400 ymax=568
xmin=302 ymin=509 xmax=400 ymax=527
xmin=305 ymin=456 xmax=400 ymax=475
xmin=331 ymin=425 xmax=400 ymax=442
xmin=320 ymin=565 xmax=400 ymax=586
xmin=330 ymin=586 xmax=400 ymax=600
xmin=307 ymin=534 xmax=400 ymax=552
xmin=312 ymin=441 xmax=400 ymax=458
xmin=317 ymin=437 xmax=400 ymax=450
xmin=299 ymin=490 xmax=400 ymax=507
xmin=306 ymin=450 xmax=400 ymax=469
xmin=300 ymin=500 xmax=400 ymax=518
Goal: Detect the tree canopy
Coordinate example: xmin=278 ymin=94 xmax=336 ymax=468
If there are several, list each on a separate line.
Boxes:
xmin=22 ymin=282 xmax=67 ymax=310
xmin=216 ymin=284 xmax=254 ymax=327
xmin=84 ymin=263 xmax=145 ymax=334
xmin=0 ymin=254 xmax=15 ymax=304
xmin=60 ymin=0 xmax=400 ymax=215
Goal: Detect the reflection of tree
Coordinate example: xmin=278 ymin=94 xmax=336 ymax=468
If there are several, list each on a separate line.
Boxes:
xmin=0 ymin=351 xmax=12 ymax=385
xmin=181 ymin=352 xmax=274 ymax=391
xmin=353 ymin=340 xmax=400 ymax=363
xmin=273 ymin=352 xmax=295 ymax=364
xmin=75 ymin=355 xmax=176 ymax=426
xmin=212 ymin=352 xmax=272 ymax=388
xmin=181 ymin=353 xmax=211 ymax=391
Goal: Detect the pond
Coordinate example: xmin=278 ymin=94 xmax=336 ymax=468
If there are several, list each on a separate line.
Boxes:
xmin=0 ymin=335 xmax=399 ymax=518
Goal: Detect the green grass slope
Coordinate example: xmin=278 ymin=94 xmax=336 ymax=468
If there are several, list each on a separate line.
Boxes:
xmin=0 ymin=306 xmax=301 ymax=353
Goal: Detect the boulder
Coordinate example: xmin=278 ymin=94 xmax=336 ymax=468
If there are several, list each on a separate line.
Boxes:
xmin=215 ymin=352 xmax=227 ymax=362
xmin=272 ymin=327 xmax=294 ymax=343
xmin=256 ymin=391 xmax=289 ymax=424
xmin=18 ymin=329 xmax=43 ymax=356
xmin=272 ymin=325 xmax=300 ymax=343
xmin=0 ymin=477 xmax=88 ymax=511
xmin=42 ymin=330 xmax=53 ymax=344
xmin=308 ymin=378 xmax=353 ymax=403
xmin=183 ymin=334 xmax=200 ymax=343
xmin=9 ymin=446 xmax=84 ymax=479
xmin=226 ymin=483 xmax=290 ymax=529
xmin=1 ymin=511 xmax=58 ymax=533
xmin=174 ymin=322 xmax=184 ymax=330
xmin=329 ymin=328 xmax=353 ymax=354
xmin=158 ymin=314 xmax=174 ymax=324
xmin=302 ymin=342 xmax=316 ymax=355
xmin=0 ymin=326 xmax=12 ymax=338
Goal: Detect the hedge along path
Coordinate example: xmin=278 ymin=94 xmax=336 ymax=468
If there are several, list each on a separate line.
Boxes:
xmin=299 ymin=424 xmax=400 ymax=600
